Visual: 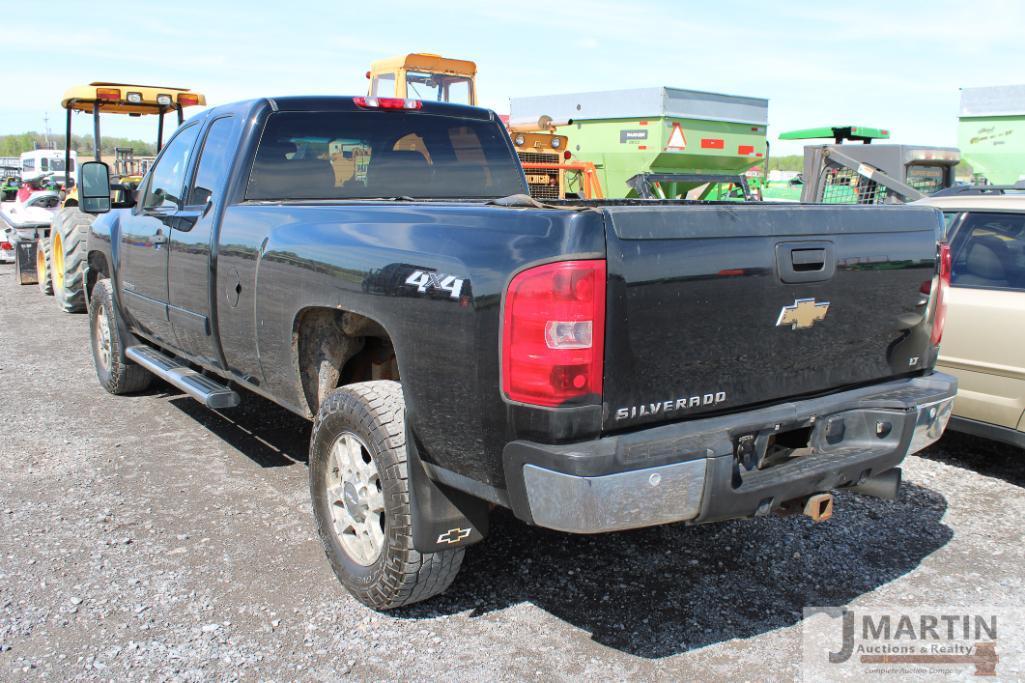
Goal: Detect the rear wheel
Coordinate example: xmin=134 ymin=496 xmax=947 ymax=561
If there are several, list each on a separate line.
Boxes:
xmin=51 ymin=207 xmax=92 ymax=313
xmin=36 ymin=237 xmax=53 ymax=295
xmin=89 ymin=279 xmax=151 ymax=394
xmin=309 ymin=381 xmax=464 ymax=610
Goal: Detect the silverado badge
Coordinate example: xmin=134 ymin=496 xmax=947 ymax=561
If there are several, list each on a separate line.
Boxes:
xmin=776 ymin=297 xmax=829 ymax=330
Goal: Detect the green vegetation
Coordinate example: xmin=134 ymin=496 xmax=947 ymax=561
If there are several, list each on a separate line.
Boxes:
xmin=0 ymin=132 xmax=157 ymax=157
xmin=768 ymin=155 xmax=804 ymax=172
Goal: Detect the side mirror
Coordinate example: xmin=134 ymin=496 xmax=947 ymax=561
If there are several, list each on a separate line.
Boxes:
xmin=79 ymin=162 xmax=111 ymax=214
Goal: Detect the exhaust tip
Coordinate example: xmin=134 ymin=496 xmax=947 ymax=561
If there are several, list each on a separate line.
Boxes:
xmin=849 ymin=468 xmax=902 ymax=501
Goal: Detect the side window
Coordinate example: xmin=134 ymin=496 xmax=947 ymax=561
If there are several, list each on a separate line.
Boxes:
xmin=187 ymin=117 xmax=238 ymax=206
xmin=445 ymin=79 xmax=471 ymax=105
xmin=942 ymin=211 xmax=960 ymax=240
xmin=371 ymin=73 xmax=395 ymax=97
xmin=950 ymin=212 xmax=1025 ymax=291
xmin=143 ymin=125 xmax=201 ymax=210
xmin=40 ymin=158 xmax=49 ymax=172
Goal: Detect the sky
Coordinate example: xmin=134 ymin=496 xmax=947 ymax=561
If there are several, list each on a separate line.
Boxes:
xmin=5 ymin=0 xmax=1024 ymax=156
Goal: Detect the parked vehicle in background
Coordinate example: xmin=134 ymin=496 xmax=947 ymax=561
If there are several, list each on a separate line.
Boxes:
xmin=915 ymin=191 xmax=1025 ymax=448
xmin=35 ymin=82 xmax=205 ymax=314
xmin=0 ymin=232 xmax=14 ymax=262
xmin=511 ymin=87 xmax=768 ymax=200
xmin=0 ymin=176 xmax=60 ymax=284
xmin=2 ymin=175 xmax=20 ymax=201
xmin=20 ymin=149 xmax=76 ymax=188
xmin=367 ymin=53 xmax=604 ymax=200
xmin=958 ymin=84 xmax=1025 ymax=186
xmin=778 ymin=126 xmax=960 ymax=204
xmin=79 ymin=94 xmax=955 ymax=610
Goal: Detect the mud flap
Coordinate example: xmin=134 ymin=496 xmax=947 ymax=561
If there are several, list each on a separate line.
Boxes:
xmin=406 ymin=426 xmax=489 ymax=554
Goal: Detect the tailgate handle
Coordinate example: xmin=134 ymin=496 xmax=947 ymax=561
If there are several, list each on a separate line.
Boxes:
xmin=777 ymin=241 xmax=836 ymax=283
xmin=791 ymin=248 xmax=825 ymax=270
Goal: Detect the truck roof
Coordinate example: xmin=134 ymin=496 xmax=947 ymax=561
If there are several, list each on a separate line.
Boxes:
xmin=204 ymin=96 xmax=496 ymax=122
xmin=915 ymin=194 xmax=1025 ymax=211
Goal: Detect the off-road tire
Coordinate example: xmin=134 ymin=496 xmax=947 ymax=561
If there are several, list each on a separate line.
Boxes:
xmin=36 ymin=236 xmax=53 ymax=295
xmin=51 ymin=207 xmax=93 ymax=313
xmin=89 ymin=279 xmax=152 ymax=394
xmin=309 ymin=381 xmax=464 ymax=610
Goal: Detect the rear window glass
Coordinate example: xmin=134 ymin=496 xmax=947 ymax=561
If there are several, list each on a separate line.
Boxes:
xmin=906 ymin=164 xmax=946 ymax=194
xmin=246 ymin=111 xmax=526 ymax=200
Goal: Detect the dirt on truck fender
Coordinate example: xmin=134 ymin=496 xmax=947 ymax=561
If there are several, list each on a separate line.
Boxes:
xmin=79 ymin=94 xmax=956 ymax=609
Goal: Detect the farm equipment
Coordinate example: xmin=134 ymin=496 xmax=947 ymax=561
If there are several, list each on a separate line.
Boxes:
xmin=958 ymin=84 xmax=1025 ymax=185
xmin=0 ymin=176 xmax=60 ymax=284
xmin=779 ymin=126 xmax=959 ymax=204
xmin=30 ymin=82 xmax=205 ymax=311
xmin=19 ymin=149 xmax=77 ymax=189
xmin=2 ymin=175 xmax=21 ymax=201
xmin=510 ymin=87 xmax=769 ymax=199
xmin=112 ymin=147 xmax=155 ymax=183
xmin=367 ymin=53 xmax=602 ymax=199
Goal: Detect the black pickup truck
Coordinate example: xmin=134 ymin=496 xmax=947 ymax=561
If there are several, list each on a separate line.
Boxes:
xmin=78 ymin=95 xmax=957 ymax=610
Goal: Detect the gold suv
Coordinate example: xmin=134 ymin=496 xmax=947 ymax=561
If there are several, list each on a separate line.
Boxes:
xmin=916 ymin=193 xmax=1025 ymax=449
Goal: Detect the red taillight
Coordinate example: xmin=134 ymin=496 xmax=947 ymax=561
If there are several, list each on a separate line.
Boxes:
xmin=931 ymin=243 xmax=951 ymax=345
xmin=96 ymin=88 xmax=121 ymax=101
xmin=353 ymin=96 xmax=422 ymax=110
xmin=0 ymin=241 xmax=12 ymax=250
xmin=502 ymin=260 xmax=606 ymax=407
xmin=563 ymin=150 xmax=572 ymax=160
xmin=177 ymin=93 xmax=201 ymax=107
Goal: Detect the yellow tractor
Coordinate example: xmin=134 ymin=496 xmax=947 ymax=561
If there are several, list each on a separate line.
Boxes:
xmin=40 ymin=82 xmax=205 ymax=312
xmin=366 ymin=53 xmax=602 ymax=200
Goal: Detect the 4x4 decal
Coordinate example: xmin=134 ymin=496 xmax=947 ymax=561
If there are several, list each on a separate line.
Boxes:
xmin=405 ymin=270 xmax=465 ymax=299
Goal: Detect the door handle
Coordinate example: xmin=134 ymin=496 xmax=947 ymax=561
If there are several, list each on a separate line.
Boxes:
xmin=151 ymin=230 xmax=168 ymax=245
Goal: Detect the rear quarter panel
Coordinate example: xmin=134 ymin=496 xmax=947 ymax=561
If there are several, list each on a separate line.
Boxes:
xmin=229 ymin=202 xmax=606 ymax=488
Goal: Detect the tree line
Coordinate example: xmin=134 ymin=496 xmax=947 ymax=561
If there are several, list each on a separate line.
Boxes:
xmin=0 ymin=132 xmax=156 ymax=157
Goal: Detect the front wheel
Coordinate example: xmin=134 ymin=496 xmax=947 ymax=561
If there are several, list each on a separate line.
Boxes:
xmin=309 ymin=381 xmax=464 ymax=610
xmin=89 ymin=279 xmax=152 ymax=394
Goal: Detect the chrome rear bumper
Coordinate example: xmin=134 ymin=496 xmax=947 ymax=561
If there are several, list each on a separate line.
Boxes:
xmin=505 ymin=373 xmax=957 ymax=534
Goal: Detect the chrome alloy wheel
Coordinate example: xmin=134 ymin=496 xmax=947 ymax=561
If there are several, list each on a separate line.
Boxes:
xmin=325 ymin=431 xmax=386 ymax=566
xmin=94 ymin=305 xmax=112 ymax=371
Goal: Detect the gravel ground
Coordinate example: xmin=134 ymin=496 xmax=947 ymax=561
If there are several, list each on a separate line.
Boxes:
xmin=1 ymin=260 xmax=1023 ymax=681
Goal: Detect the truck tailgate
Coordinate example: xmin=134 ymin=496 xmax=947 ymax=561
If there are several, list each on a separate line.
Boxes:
xmin=602 ymin=204 xmax=942 ymax=430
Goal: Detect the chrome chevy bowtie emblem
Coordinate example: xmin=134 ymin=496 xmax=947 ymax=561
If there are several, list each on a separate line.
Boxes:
xmin=776 ymin=298 xmax=830 ymax=330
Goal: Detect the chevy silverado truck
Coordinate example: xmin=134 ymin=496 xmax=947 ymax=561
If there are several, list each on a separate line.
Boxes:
xmin=78 ymin=95 xmax=957 ymax=610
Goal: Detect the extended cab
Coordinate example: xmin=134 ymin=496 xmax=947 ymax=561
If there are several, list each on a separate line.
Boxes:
xmin=79 ymin=96 xmax=957 ymax=609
